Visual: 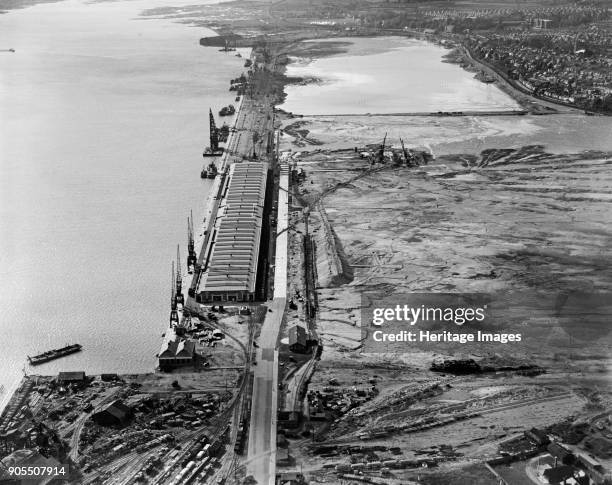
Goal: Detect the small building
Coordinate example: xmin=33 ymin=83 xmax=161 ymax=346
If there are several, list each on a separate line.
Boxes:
xmin=57 ymin=371 xmax=87 ymax=386
xmin=277 ymin=472 xmax=306 ymax=485
xmin=288 ymin=325 xmax=307 ymax=353
xmin=547 ymin=442 xmax=576 ymax=466
xmin=543 ymin=465 xmax=577 ymax=485
xmin=576 ymin=453 xmax=608 ymax=484
xmin=92 ymin=400 xmax=132 ymax=427
xmin=158 ymin=329 xmax=196 ymax=371
xmin=278 ymin=411 xmax=300 ymax=429
xmin=100 ymin=373 xmax=119 ymax=382
xmin=525 ymin=427 xmax=550 ymax=446
xmin=276 ymin=448 xmax=293 ymax=466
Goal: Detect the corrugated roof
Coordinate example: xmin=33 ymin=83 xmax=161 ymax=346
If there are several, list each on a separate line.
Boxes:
xmin=199 ymin=162 xmax=268 ymax=295
xmin=58 ymin=371 xmax=86 ymax=381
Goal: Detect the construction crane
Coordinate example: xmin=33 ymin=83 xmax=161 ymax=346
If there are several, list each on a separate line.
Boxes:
xmin=374 ymin=132 xmax=387 ymax=165
xmin=176 ymin=245 xmax=184 ymax=307
xmin=170 ymin=262 xmax=179 ymax=325
xmin=400 ymin=138 xmax=411 ymax=166
xmin=209 ymin=109 xmax=219 ymax=152
xmin=187 ymin=211 xmax=197 ymax=274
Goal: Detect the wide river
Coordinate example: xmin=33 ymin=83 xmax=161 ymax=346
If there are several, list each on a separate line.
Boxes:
xmin=0 ymin=0 xmax=247 ymax=409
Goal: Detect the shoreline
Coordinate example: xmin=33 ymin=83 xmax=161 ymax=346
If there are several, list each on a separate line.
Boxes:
xmin=205 ymin=28 xmax=607 ymax=117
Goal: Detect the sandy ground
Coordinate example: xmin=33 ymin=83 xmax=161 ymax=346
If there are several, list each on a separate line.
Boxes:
xmin=281 ymin=112 xmax=612 ymax=482
xmin=288 ymin=144 xmax=612 ymax=362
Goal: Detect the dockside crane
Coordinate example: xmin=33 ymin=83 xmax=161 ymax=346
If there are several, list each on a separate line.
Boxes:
xmin=170 ymin=263 xmax=179 ymax=325
xmin=374 ymin=132 xmax=387 ymax=165
xmin=176 ymin=245 xmax=184 ymax=307
xmin=209 ymin=109 xmax=219 ymax=153
xmin=400 ymin=138 xmax=415 ymax=167
xmin=187 ymin=211 xmax=197 ymax=275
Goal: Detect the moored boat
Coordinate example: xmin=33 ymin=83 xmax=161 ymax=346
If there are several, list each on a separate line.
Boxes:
xmin=28 ymin=344 xmax=82 ymax=366
xmin=207 ymin=162 xmax=218 ymax=178
xmin=219 ymin=104 xmax=235 ymax=117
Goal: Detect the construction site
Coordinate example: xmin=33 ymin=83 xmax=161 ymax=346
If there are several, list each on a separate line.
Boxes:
xmin=246 ymin=33 xmax=611 ymax=484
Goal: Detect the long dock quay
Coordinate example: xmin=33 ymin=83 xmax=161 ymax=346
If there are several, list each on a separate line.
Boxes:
xmin=152 ymin=43 xmax=286 ymax=485
xmin=184 ymin=46 xmax=288 ymax=485
xmin=186 ymin=51 xmax=280 ymax=306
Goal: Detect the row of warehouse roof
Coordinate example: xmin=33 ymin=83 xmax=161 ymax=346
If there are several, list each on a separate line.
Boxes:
xmin=198 ymin=161 xmax=269 ymax=301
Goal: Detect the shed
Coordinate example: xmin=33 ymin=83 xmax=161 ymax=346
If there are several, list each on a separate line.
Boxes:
xmin=57 ymin=371 xmax=87 ymax=385
xmin=288 ymin=325 xmax=307 ymax=353
xmin=277 ymin=472 xmax=306 ymax=485
xmin=525 ymin=427 xmax=550 ymax=446
xmin=547 ymin=442 xmax=575 ymax=465
xmin=158 ymin=336 xmax=196 ymax=371
xmin=92 ymin=399 xmax=133 ymax=427
xmin=278 ymin=411 xmax=300 ymax=429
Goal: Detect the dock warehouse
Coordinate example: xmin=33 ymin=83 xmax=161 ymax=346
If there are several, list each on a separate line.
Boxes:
xmin=197 ymin=161 xmax=270 ymax=303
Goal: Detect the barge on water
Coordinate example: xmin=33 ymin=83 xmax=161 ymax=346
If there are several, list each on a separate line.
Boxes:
xmin=28 ymin=344 xmax=82 ymax=366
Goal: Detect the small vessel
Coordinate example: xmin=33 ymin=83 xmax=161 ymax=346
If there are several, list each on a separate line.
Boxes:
xmin=201 ymin=161 xmax=217 ymax=179
xmin=207 ymin=162 xmax=218 ymax=179
xmin=28 ymin=344 xmax=82 ymax=366
xmin=203 ymin=146 xmax=224 ymax=157
xmin=219 ymin=104 xmax=235 ymax=117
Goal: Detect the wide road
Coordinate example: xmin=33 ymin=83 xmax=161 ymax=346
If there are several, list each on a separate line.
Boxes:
xmin=247 ymin=161 xmax=289 ymax=484
xmin=247 ymin=298 xmax=285 ymax=484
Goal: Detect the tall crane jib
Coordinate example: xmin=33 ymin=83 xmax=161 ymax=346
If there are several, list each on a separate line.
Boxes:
xmin=376 ymin=132 xmax=387 ymax=164
xmin=400 ymin=138 xmax=414 ymax=167
xmin=170 ymin=262 xmax=178 ymax=325
xmin=187 ymin=211 xmax=197 ymax=274
xmin=176 ymin=245 xmax=184 ymax=307
xmin=209 ymin=109 xmax=219 ymax=152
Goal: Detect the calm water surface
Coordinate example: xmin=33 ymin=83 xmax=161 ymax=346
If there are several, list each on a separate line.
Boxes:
xmin=0 ymin=0 xmax=245 ymax=408
xmin=281 ymin=37 xmax=520 ymax=115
